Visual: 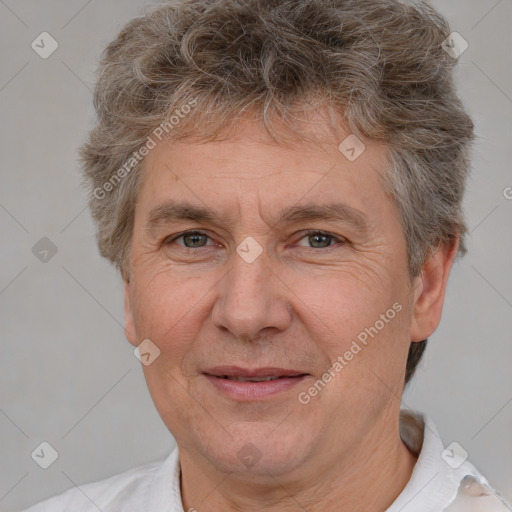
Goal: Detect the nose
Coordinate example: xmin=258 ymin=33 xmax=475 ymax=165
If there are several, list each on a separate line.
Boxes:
xmin=211 ymin=248 xmax=292 ymax=340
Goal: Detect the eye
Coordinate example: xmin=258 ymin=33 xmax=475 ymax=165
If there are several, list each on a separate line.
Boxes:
xmin=165 ymin=230 xmax=215 ymax=249
xmin=295 ymin=230 xmax=346 ymax=249
xmin=164 ymin=229 xmax=347 ymax=251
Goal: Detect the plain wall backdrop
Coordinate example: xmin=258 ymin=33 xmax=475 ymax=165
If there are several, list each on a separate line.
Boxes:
xmin=1 ymin=0 xmax=511 ymax=510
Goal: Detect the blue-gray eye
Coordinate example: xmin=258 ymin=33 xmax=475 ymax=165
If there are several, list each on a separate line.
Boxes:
xmin=168 ymin=231 xmax=211 ymax=248
xmin=296 ymin=231 xmax=344 ymax=249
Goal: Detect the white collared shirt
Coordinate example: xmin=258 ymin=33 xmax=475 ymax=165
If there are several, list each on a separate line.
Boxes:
xmin=20 ymin=411 xmax=510 ymax=512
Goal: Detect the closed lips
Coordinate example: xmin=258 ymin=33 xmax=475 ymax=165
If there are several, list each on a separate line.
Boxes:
xmin=203 ymin=367 xmax=309 ymax=381
xmin=203 ymin=367 xmax=310 ymax=401
xmin=214 ymin=375 xmax=305 ymax=382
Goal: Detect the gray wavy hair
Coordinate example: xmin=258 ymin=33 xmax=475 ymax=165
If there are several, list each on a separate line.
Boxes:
xmin=79 ymin=0 xmax=474 ymax=385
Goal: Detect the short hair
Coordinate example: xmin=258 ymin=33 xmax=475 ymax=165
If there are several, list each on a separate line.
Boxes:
xmin=80 ymin=0 xmax=474 ymax=385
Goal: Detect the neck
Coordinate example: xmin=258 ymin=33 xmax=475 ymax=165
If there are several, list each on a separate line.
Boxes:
xmin=179 ymin=413 xmax=418 ymax=512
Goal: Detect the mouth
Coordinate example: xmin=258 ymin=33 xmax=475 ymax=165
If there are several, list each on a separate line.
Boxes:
xmin=214 ymin=375 xmax=291 ymax=382
xmin=202 ymin=366 xmax=310 ymax=401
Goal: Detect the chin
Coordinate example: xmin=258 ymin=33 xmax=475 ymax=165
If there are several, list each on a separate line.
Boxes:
xmin=198 ymin=424 xmax=317 ymax=477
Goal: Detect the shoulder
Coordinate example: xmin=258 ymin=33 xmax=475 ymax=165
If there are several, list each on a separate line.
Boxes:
xmin=394 ymin=410 xmax=511 ymax=512
xmin=444 ymin=467 xmax=512 ymax=512
xmin=19 ymin=450 xmax=177 ymax=512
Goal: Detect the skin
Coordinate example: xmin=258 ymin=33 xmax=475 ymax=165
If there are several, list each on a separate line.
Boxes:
xmin=123 ymin=113 xmax=458 ymax=512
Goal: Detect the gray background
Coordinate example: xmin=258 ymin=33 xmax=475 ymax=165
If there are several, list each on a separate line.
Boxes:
xmin=1 ymin=0 xmax=511 ymax=510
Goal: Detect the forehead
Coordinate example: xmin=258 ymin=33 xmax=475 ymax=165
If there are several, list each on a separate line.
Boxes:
xmin=134 ymin=118 xmax=394 ymax=232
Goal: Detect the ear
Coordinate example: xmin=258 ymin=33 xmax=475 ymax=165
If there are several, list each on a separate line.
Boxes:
xmin=410 ymin=239 xmax=459 ymax=342
xmin=124 ymin=281 xmax=138 ymax=347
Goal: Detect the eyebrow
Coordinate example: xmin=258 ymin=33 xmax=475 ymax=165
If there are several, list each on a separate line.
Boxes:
xmin=146 ymin=200 xmax=369 ymax=234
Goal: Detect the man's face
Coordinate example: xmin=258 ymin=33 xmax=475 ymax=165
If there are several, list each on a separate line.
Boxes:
xmin=124 ymin=117 xmax=418 ymax=477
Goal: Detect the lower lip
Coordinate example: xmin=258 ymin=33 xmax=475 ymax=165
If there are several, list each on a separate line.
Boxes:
xmin=204 ymin=374 xmax=308 ymax=401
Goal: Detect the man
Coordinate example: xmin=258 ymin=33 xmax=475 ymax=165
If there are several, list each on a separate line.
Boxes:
xmin=21 ymin=0 xmax=511 ymax=510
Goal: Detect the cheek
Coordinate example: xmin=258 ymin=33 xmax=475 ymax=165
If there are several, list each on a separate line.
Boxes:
xmin=130 ymin=270 xmax=211 ymax=360
xmin=291 ymin=264 xmax=404 ymax=342
xmin=294 ymin=267 xmax=411 ymax=394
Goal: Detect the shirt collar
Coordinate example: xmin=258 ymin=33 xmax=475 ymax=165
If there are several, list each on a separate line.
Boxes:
xmin=147 ymin=446 xmax=183 ymax=512
xmin=387 ymin=410 xmax=465 ymax=511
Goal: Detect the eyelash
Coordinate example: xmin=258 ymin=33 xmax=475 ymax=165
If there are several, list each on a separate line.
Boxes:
xmin=164 ymin=230 xmax=347 ymax=250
